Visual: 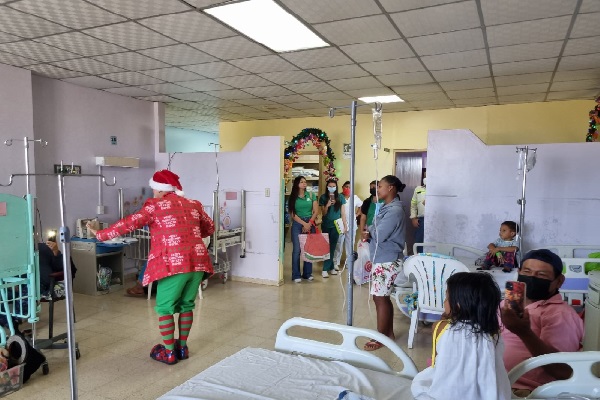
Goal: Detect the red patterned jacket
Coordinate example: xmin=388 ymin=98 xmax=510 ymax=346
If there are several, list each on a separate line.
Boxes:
xmin=96 ymin=192 xmax=214 ymax=285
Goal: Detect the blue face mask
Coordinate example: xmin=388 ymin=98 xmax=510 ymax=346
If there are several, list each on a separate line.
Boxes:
xmin=327 ymin=186 xmax=336 ymax=193
xmin=375 ymin=201 xmax=382 ymax=215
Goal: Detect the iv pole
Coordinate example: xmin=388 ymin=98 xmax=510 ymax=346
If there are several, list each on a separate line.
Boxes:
xmin=515 ymin=146 xmax=537 ymax=265
xmin=328 ymin=101 xmax=383 ymax=326
xmin=3 ymin=137 xmax=48 ymax=195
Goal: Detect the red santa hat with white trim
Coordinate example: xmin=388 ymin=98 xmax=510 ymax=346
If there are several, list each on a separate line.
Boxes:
xmin=149 ymin=169 xmax=184 ymax=196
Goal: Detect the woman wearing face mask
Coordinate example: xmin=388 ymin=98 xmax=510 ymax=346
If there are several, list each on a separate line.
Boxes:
xmin=318 ymin=179 xmax=348 ymax=278
xmin=332 ymin=181 xmax=363 ymax=271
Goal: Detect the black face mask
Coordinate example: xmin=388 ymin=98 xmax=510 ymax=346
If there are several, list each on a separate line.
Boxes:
xmin=370 ymin=188 xmax=376 ymax=196
xmin=517 ymin=274 xmax=555 ymax=301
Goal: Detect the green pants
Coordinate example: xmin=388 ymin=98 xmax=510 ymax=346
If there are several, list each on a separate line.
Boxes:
xmin=322 ymin=224 xmax=340 ymax=272
xmin=155 ymin=271 xmax=204 ymax=316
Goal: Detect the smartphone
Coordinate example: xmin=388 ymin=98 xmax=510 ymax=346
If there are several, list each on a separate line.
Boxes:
xmin=505 ymin=281 xmax=526 ymax=317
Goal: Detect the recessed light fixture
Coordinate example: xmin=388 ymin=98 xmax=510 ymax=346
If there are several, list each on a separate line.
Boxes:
xmin=205 ymin=0 xmax=329 ymax=53
xmin=358 ymin=95 xmax=404 ymax=103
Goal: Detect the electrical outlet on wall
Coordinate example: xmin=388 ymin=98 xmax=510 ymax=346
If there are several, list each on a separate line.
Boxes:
xmin=265 ymin=188 xmax=270 ymax=197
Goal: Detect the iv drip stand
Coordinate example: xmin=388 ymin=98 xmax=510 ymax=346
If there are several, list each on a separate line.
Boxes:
xmin=516 ymin=146 xmax=536 ymax=265
xmin=3 ymin=137 xmax=48 ymax=195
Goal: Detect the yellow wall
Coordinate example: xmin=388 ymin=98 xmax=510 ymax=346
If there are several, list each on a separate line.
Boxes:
xmin=220 ymin=99 xmax=593 ymax=192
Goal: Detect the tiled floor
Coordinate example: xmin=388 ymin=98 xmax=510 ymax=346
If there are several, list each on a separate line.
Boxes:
xmin=11 ymin=249 xmax=433 ymax=399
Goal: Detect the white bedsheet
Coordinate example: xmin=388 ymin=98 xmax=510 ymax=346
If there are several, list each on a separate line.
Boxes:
xmin=159 ymin=347 xmax=414 ymax=400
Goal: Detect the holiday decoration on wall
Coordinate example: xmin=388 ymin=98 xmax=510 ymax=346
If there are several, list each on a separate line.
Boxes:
xmin=284 ymin=128 xmax=337 ymax=180
xmin=586 ymin=96 xmax=600 ymax=142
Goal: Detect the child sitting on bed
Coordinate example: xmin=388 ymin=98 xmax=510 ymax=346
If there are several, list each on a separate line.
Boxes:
xmin=411 ymin=272 xmax=511 ymax=400
xmin=478 ymin=220 xmax=519 ymax=273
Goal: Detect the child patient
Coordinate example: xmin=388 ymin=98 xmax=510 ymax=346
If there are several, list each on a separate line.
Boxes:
xmin=411 ymin=272 xmax=511 ymax=400
xmin=478 ymin=220 xmax=519 ymax=273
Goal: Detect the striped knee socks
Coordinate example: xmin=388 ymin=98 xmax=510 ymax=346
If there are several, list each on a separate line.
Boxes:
xmin=158 ymin=315 xmax=175 ymax=351
xmin=178 ymin=311 xmax=193 ymax=347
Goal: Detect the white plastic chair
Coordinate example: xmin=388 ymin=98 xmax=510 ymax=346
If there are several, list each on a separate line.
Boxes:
xmin=508 ymin=351 xmax=600 ymax=399
xmin=403 ymin=254 xmax=470 ymax=349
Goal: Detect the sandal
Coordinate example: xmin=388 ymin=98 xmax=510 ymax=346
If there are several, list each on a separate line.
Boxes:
xmin=125 ymin=286 xmax=145 ymax=297
xmin=364 ymin=339 xmax=384 ymax=351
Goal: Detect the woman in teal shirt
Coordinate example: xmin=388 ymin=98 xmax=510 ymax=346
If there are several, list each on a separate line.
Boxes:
xmin=288 ymin=176 xmax=318 ymax=282
xmin=319 ymin=179 xmax=348 ymax=278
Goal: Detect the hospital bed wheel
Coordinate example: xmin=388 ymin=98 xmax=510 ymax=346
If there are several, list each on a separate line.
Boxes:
xmin=201 ymin=280 xmax=208 ymax=291
xmin=421 ymin=321 xmax=433 ymax=327
xmin=221 ymin=273 xmax=228 ymax=284
xmin=42 ymin=362 xmax=49 ymax=375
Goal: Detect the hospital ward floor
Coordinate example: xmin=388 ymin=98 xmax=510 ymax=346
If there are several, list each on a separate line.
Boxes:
xmin=11 ymin=249 xmax=432 ymax=400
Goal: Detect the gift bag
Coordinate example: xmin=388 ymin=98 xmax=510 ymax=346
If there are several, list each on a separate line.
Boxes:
xmin=299 ymin=230 xmax=330 ymax=262
xmin=334 ymin=218 xmax=344 ymax=234
xmin=354 ymin=241 xmax=372 ymax=285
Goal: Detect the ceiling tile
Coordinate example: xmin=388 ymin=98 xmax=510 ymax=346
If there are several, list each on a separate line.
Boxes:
xmin=486 ymin=16 xmax=571 ymax=47
xmin=270 ymin=110 xmax=312 ymax=118
xmin=446 ymin=87 xmax=496 ymax=99
xmin=340 ymin=39 xmax=414 ymax=63
xmin=498 ymin=93 xmax=546 ymax=103
xmin=52 ymin=58 xmax=125 ymax=75
xmin=0 ymin=49 xmax=36 ymax=66
xmin=94 ymin=52 xmax=170 ymax=71
xmin=554 ymin=68 xmax=600 ymax=81
xmin=379 ymin=0 xmax=460 ymax=13
xmin=27 ymin=64 xmax=84 ymax=79
xmin=138 ymin=11 xmax=234 ymax=43
xmin=0 ymin=41 xmax=79 ymax=63
xmin=176 ymin=79 xmax=232 ymax=91
xmin=62 ymin=75 xmax=124 ymax=89
xmin=431 ymin=65 xmax=491 ymax=81
xmin=401 ymin=91 xmax=448 ymax=102
xmin=344 ymin=87 xmax=395 ymax=98
xmin=171 ymin=92 xmax=222 ymax=102
xmin=0 ymin=7 xmax=68 ymax=38
xmin=570 ymin=12 xmax=600 ymax=38
xmin=409 ymin=29 xmax=485 ymax=56
xmin=283 ymin=82 xmax=336 ymax=94
xmin=214 ymin=74 xmax=273 ymax=89
xmin=0 ymin=30 xmax=21 ymax=44
xmin=137 ymin=95 xmax=180 ymax=102
xmin=314 ymin=15 xmax=401 ymax=46
xmin=493 ymin=58 xmax=557 ymax=76
xmin=409 ymin=98 xmax=455 ymax=108
xmin=495 ymin=72 xmax=553 ymax=86
xmin=439 ymin=77 xmax=494 ymax=91
xmin=361 ymin=58 xmax=424 ymax=75
xmin=557 ymin=53 xmax=600 ymax=71
xmin=35 ymin=32 xmax=127 ymax=57
xmin=182 ymin=62 xmax=248 ymax=78
xmin=308 ymin=64 xmax=369 ymax=80
xmin=242 ymin=86 xmax=296 ymax=97
xmin=201 ymin=89 xmax=257 ymax=100
xmin=258 ymin=70 xmax=320 ymax=85
xmin=490 ymin=41 xmax=563 ymax=63
xmin=218 ymin=105 xmax=262 ymax=114
xmin=281 ymin=47 xmax=353 ymax=69
xmin=303 ymin=91 xmax=352 ymax=101
xmin=9 ymin=0 xmax=125 ymax=29
xmin=189 ymin=36 xmax=271 ymax=60
xmin=229 ymin=55 xmax=297 ymax=74
xmin=185 ymin=0 xmax=234 ymax=9
xmin=280 ymin=0 xmax=381 ymax=23
xmin=392 ymin=83 xmax=443 ymax=94
xmin=328 ymin=76 xmax=385 ymax=90
xmin=231 ymin=98 xmax=279 ymax=106
xmin=550 ymin=79 xmax=600 ymax=92
xmin=92 ymin=0 xmax=192 ymax=19
xmin=453 ymin=96 xmax=498 ymax=106
xmin=84 ymin=22 xmax=177 ymax=50
xmin=270 ymin=95 xmax=312 ymax=104
xmin=563 ymin=37 xmax=600 ymax=56
xmin=137 ymin=83 xmax=195 ymax=95
xmin=286 ymin=101 xmax=327 ymax=110
xmin=141 ymin=67 xmax=203 ymax=82
xmin=105 ymin=87 xmax=158 ymax=97
xmin=421 ymin=49 xmax=488 ymax=70
xmin=377 ymin=71 xmax=434 ymax=86
xmin=580 ymin=0 xmax=600 ymax=13
xmin=139 ymin=44 xmax=217 ymax=66
xmin=481 ymin=0 xmax=577 ymax=26
xmin=100 ymin=71 xmax=164 ymax=85
xmin=391 ymin=2 xmax=480 ymax=37
xmin=547 ymin=89 xmax=599 ymax=100
xmin=496 ymin=83 xmax=549 ymax=95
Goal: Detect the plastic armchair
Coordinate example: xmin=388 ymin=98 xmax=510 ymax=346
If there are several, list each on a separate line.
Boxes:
xmin=403 ymin=254 xmax=469 ymax=349
xmin=508 ymin=351 xmax=600 ymax=399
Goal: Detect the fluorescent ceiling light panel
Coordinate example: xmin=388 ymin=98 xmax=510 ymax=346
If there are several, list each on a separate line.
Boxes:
xmin=205 ymin=0 xmax=329 ymax=52
xmin=358 ymin=95 xmax=404 ymax=103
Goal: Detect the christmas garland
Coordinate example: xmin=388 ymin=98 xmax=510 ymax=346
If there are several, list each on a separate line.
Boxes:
xmin=586 ymin=96 xmax=600 ymax=142
xmin=284 ymin=128 xmax=337 ymax=180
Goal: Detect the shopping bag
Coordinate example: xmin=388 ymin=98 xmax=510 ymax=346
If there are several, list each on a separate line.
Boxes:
xmin=354 ymin=241 xmax=372 ymax=285
xmin=334 ymin=218 xmax=344 ymax=234
xmin=299 ymin=230 xmax=330 ymax=262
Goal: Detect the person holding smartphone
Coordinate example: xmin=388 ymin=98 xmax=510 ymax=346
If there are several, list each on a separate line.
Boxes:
xmin=318 ymin=179 xmax=347 ymax=278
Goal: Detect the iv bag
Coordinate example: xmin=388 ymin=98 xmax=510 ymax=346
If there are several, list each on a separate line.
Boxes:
xmin=372 ymin=108 xmax=382 ymax=150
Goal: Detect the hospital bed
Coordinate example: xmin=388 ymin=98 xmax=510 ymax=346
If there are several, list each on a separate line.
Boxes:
xmin=158 ymin=317 xmax=418 ymax=400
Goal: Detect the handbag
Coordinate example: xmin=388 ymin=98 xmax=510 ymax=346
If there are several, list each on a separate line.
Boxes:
xmin=354 ymin=241 xmax=372 ymax=285
xmin=299 ymin=227 xmax=330 ymax=262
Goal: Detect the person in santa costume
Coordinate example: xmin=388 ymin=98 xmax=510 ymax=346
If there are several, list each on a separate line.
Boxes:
xmin=87 ymin=169 xmax=214 ymax=365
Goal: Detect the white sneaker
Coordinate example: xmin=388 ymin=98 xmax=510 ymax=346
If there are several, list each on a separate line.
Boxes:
xmin=307 ymin=276 xmax=314 ymax=281
xmin=334 ymin=266 xmax=340 ymax=271
xmin=294 ymin=278 xmax=301 ymax=283
xmin=330 ymin=270 xmax=338 ymax=275
xmin=322 ymin=271 xmax=329 ymax=278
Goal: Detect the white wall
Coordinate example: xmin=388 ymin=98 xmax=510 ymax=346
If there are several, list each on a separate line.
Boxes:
xmin=426 ymin=129 xmax=600 ymax=252
xmin=165 ymin=126 xmax=218 ymax=153
xmin=155 ymin=136 xmax=283 ymax=285
xmin=0 ymin=64 xmax=35 ymax=196
xmin=30 ymin=75 xmax=156 ymax=234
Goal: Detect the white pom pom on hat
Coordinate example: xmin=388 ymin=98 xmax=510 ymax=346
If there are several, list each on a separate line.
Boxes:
xmin=149 ymin=169 xmax=184 ymax=196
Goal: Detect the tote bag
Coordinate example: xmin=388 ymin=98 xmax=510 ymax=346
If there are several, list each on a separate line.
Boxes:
xmin=354 ymin=241 xmax=372 ymax=285
xmin=299 ymin=230 xmax=330 ymax=262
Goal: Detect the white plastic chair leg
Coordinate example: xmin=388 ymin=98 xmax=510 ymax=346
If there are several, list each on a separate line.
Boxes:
xmin=408 ymin=307 xmax=418 ymax=349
